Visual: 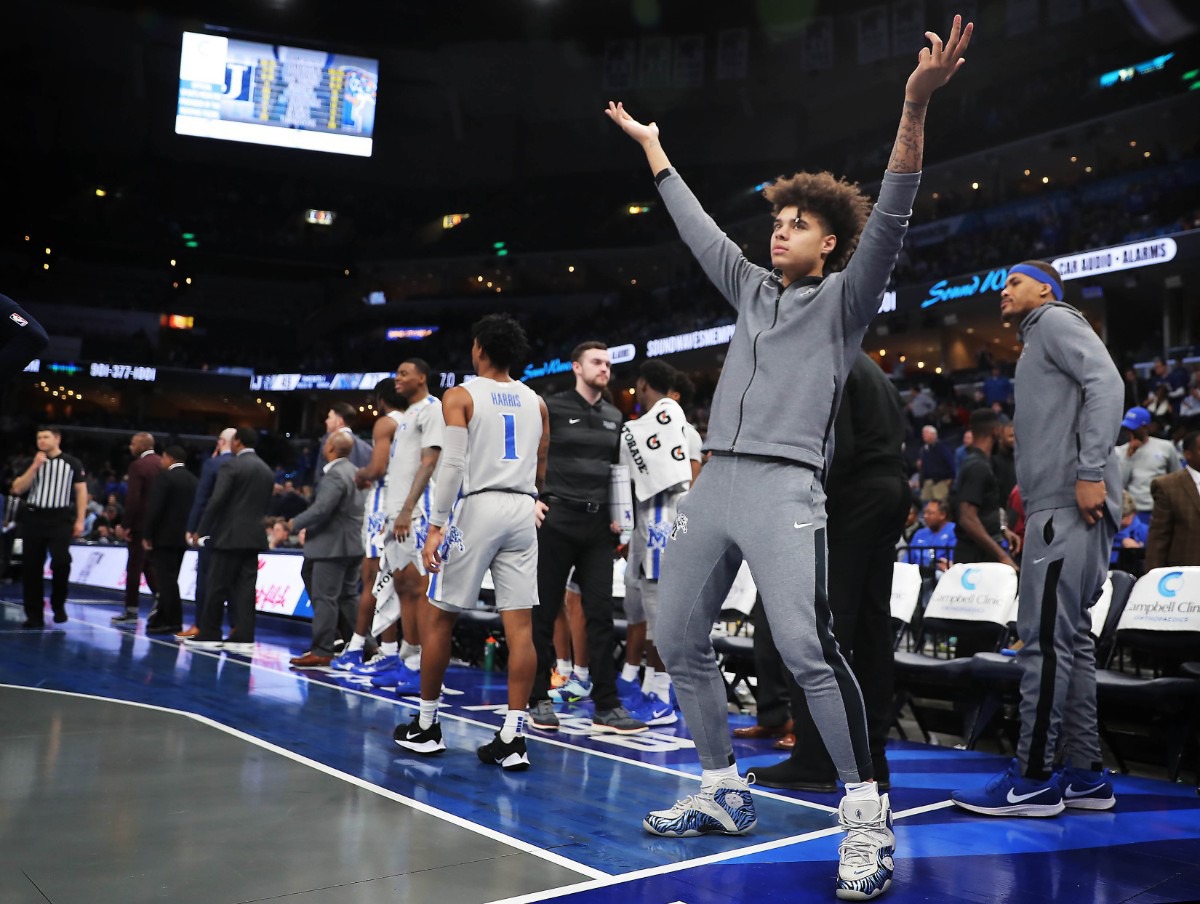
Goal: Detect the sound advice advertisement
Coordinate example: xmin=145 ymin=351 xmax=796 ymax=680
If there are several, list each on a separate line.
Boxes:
xmin=49 ymin=545 xmax=312 ymax=620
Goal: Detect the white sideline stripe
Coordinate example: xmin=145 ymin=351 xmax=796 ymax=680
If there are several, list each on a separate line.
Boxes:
xmin=1 ymin=598 xmax=835 ymax=816
xmin=0 ymin=683 xmax=607 ymax=881
xmin=484 ymin=823 xmax=845 ymax=904
xmin=486 ymin=797 xmax=957 ymax=904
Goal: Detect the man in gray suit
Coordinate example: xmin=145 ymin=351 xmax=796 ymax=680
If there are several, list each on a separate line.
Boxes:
xmin=187 ymin=428 xmax=276 ymax=653
xmin=288 ymin=434 xmax=365 ymax=667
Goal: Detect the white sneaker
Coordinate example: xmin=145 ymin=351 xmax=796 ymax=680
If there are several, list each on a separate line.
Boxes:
xmin=836 ymin=792 xmax=895 ymax=900
xmin=643 ymin=776 xmax=757 ymax=837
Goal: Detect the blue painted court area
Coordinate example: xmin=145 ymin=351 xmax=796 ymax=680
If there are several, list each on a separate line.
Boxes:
xmin=3 ymin=587 xmax=1200 ymax=903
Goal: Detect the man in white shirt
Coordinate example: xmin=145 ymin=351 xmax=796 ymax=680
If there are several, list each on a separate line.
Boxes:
xmin=1116 ymin=406 xmax=1180 ymax=526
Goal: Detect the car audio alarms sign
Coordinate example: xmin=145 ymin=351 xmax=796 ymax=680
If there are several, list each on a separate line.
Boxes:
xmin=1052 ymin=238 xmax=1177 ymax=280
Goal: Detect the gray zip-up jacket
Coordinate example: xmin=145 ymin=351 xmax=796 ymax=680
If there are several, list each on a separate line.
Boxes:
xmin=1013 ymin=301 xmax=1123 ymax=520
xmin=655 ymin=168 xmax=920 ymax=471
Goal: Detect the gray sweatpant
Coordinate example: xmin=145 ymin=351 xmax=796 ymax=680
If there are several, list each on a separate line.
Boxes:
xmin=655 ymin=455 xmax=872 ymax=779
xmin=1016 ymin=506 xmax=1113 ymax=777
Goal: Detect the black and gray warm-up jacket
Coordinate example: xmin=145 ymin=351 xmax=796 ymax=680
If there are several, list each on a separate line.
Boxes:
xmin=1013 ymin=301 xmax=1124 ymax=520
xmin=654 ymin=168 xmax=920 ymax=472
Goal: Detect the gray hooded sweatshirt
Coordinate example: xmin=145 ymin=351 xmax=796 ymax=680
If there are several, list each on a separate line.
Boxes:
xmin=655 ymin=168 xmax=920 ymax=472
xmin=1013 ymin=301 xmax=1123 ymax=521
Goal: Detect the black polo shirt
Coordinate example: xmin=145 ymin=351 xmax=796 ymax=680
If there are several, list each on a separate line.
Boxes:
xmin=542 ymin=390 xmax=622 ymax=505
xmin=953 ymin=447 xmax=1002 ymax=563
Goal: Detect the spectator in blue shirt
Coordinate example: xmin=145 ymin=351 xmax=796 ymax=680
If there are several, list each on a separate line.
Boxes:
xmin=954 ymin=430 xmax=974 ymax=473
xmin=1111 ymin=490 xmax=1148 ymax=566
xmin=983 ymin=366 xmax=1013 ymax=408
xmin=906 ymin=500 xmax=956 ymax=570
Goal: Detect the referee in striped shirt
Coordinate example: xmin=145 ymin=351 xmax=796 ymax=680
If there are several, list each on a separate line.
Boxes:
xmin=11 ymin=426 xmax=87 ymax=628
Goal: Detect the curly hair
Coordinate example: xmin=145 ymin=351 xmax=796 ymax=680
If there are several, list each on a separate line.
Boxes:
xmin=473 ymin=313 xmax=531 ymax=373
xmin=763 ymin=172 xmax=872 ymax=273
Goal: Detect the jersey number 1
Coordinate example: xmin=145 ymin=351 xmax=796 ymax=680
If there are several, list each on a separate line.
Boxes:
xmin=500 ymin=413 xmax=520 ymax=461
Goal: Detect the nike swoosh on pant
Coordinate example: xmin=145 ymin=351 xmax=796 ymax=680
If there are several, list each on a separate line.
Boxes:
xmin=794 ymin=522 xmax=813 ymax=529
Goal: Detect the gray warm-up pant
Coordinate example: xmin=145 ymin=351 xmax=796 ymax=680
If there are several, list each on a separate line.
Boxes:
xmin=1017 ymin=506 xmax=1113 ymax=778
xmin=301 ymin=556 xmax=361 ymax=657
xmin=655 ymin=455 xmax=872 ymax=780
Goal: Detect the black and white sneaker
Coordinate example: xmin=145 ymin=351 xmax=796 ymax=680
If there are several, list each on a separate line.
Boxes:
xmin=111 ymin=610 xmax=139 ymax=626
xmin=477 ymin=732 xmax=531 ymax=771
xmin=394 ymin=716 xmax=446 ymax=755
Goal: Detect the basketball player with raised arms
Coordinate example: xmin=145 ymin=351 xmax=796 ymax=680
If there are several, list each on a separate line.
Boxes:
xmin=395 ymin=313 xmax=549 ymax=771
xmin=606 ymin=14 xmax=971 ymax=900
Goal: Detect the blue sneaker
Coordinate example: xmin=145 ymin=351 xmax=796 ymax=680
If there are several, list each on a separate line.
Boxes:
xmin=951 ymin=759 xmax=1065 ymax=817
xmin=836 ymin=792 xmax=895 ymax=901
xmin=373 ymin=661 xmax=421 ymax=691
xmin=549 ymin=674 xmax=593 ymax=703
xmin=352 ymin=652 xmax=399 ymax=676
xmin=643 ymin=776 xmax=756 ymax=837
xmin=1057 ymin=765 xmax=1116 ymax=810
xmin=330 ymin=648 xmax=366 ymax=672
xmin=641 ymin=691 xmax=678 ymax=726
xmin=616 ymin=676 xmax=644 ymax=710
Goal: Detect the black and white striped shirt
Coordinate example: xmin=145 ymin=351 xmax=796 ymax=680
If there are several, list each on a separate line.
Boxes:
xmin=25 ymin=454 xmax=86 ymax=510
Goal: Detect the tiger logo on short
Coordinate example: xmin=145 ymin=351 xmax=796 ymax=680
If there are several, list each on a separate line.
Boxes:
xmin=440 ymin=525 xmax=466 ymax=562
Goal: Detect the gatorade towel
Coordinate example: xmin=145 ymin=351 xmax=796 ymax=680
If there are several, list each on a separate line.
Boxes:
xmin=610 ymin=464 xmax=634 ymax=531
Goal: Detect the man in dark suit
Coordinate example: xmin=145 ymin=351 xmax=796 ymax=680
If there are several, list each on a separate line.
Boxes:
xmin=1145 ymin=431 xmax=1200 ymax=570
xmin=288 ymin=433 xmax=365 ymax=667
xmin=312 ymin=402 xmax=373 ymax=489
xmin=187 ymin=428 xmax=275 ymax=652
xmin=142 ymin=445 xmax=199 ymax=635
xmin=178 ymin=427 xmax=234 ymax=639
xmin=113 ymin=432 xmax=162 ymax=626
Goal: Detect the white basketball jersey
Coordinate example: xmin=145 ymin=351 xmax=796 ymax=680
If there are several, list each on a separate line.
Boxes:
xmin=384 ymin=396 xmax=444 ymax=516
xmin=462 ymin=377 xmax=541 ymax=496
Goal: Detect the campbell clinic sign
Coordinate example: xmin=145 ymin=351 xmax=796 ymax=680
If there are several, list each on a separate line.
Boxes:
xmin=1052 ymin=237 xmax=1177 ymax=280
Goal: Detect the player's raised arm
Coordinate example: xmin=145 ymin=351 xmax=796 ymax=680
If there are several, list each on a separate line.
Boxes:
xmin=887 ymin=14 xmax=972 ymax=174
xmin=605 ymin=102 xmax=765 ymax=310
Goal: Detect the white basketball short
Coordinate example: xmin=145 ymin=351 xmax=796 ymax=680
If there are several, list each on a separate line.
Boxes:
xmin=362 ymin=506 xmax=390 ymax=559
xmin=428 ymin=492 xmax=539 ymax=613
xmin=384 ymin=507 xmax=429 ymax=577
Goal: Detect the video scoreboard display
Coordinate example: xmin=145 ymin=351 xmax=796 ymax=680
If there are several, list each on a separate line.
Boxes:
xmin=175 ymin=32 xmax=378 ymax=157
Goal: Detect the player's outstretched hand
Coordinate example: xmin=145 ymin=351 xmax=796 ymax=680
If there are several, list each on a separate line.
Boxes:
xmin=604 ymin=102 xmax=659 ymax=145
xmin=906 ymin=14 xmax=973 ymax=103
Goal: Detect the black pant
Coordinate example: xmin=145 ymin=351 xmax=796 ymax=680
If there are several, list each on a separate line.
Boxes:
xmin=530 ymin=506 xmax=621 ymax=710
xmin=197 ymin=548 xmax=258 ymax=642
xmin=783 ymin=475 xmax=911 ymax=776
xmin=150 ymin=546 xmax=186 ymax=627
xmin=20 ymin=510 xmax=74 ymax=622
xmin=124 ymin=533 xmax=156 ymax=612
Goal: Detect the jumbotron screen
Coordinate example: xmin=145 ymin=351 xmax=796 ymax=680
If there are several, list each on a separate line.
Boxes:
xmin=175 ymin=32 xmax=378 ymax=157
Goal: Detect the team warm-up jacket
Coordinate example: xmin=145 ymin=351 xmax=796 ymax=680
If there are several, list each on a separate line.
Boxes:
xmin=654 ymin=167 xmax=920 ymax=471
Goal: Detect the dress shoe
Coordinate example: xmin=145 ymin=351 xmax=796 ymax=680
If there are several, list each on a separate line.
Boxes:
xmin=750 ymin=760 xmax=838 ymax=793
xmin=773 ymin=732 xmax=796 ymax=751
xmin=175 ymin=626 xmax=200 ymax=639
xmin=146 ymin=624 xmax=183 ymax=635
xmin=732 ymin=719 xmax=793 ymax=740
xmin=21 ymin=620 xmax=45 ymax=629
xmin=52 ymin=610 xmax=68 ymax=624
xmin=290 ymin=653 xmax=333 ymax=668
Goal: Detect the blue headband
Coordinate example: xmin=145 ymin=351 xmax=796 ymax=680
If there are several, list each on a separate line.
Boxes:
xmin=1008 ymin=263 xmax=1063 ymax=300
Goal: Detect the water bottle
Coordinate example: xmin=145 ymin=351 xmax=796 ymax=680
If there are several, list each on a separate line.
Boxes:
xmin=483 ymin=636 xmax=497 ymax=672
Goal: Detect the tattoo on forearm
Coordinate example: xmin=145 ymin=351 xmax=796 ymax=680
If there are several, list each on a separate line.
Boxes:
xmin=887 ymin=100 xmax=927 ymax=174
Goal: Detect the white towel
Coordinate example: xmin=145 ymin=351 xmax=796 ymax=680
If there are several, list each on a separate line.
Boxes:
xmin=620 ymin=397 xmax=694 ymax=501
